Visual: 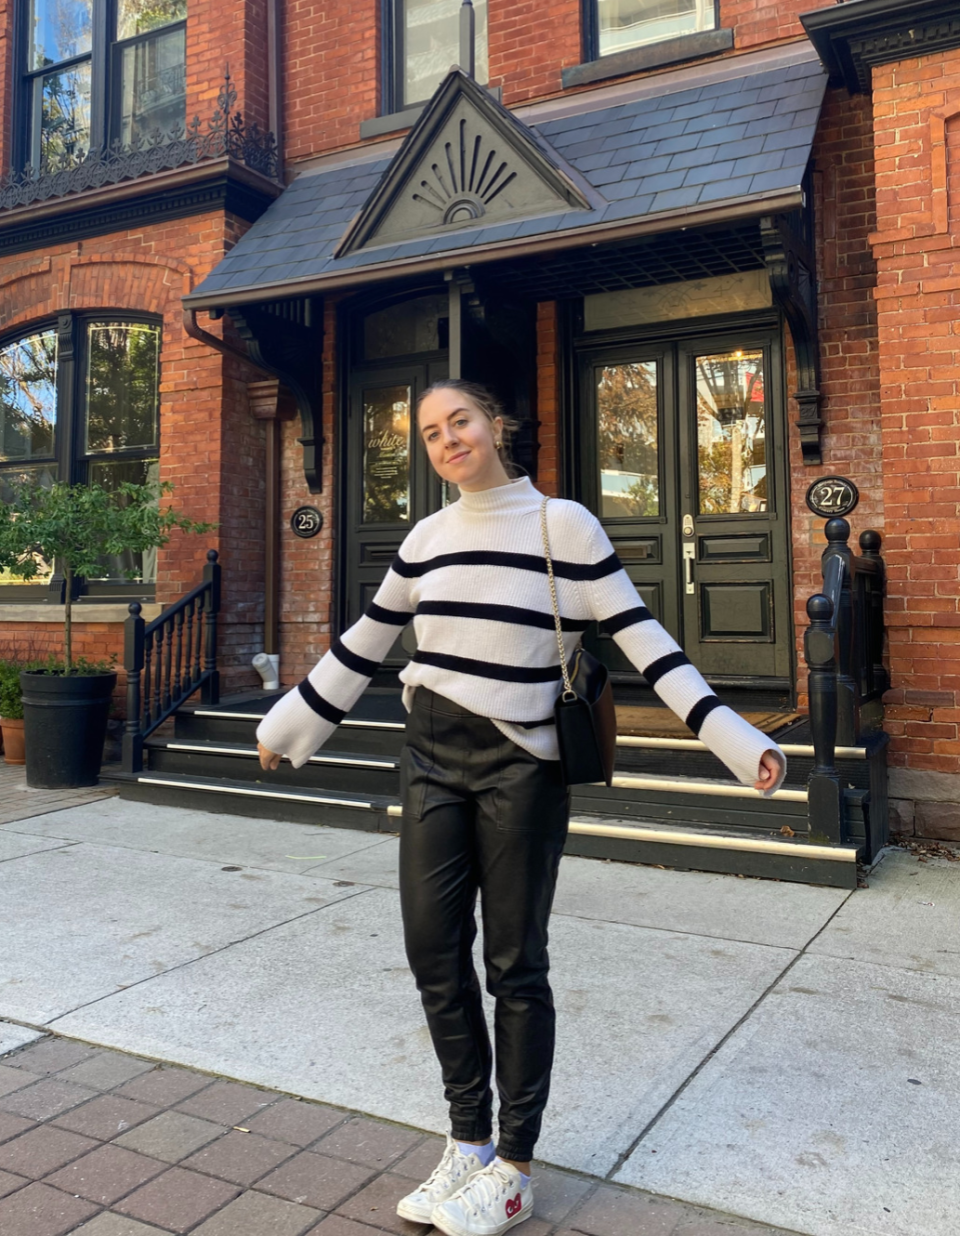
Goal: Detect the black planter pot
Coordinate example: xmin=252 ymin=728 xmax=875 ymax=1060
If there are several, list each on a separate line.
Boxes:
xmin=20 ymin=670 xmax=118 ymax=789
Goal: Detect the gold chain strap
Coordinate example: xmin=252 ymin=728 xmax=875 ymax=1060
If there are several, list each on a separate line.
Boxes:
xmin=540 ymin=496 xmax=576 ymax=701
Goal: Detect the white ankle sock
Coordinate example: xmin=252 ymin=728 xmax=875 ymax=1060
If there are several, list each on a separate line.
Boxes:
xmin=458 ymin=1139 xmax=495 ymax=1165
xmin=494 ymin=1155 xmax=530 ymax=1186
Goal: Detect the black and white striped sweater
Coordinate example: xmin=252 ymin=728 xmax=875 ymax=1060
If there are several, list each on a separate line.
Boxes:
xmin=257 ymin=476 xmax=786 ymax=791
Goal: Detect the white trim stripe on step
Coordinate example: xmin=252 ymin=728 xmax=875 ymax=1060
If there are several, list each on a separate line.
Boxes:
xmin=609 ymin=774 xmax=808 ymax=802
xmin=616 ymin=735 xmax=868 ymax=759
xmin=137 ymin=776 xmax=373 ymax=810
xmin=164 ymin=743 xmax=396 ymax=769
xmin=567 ymin=819 xmax=859 ymax=861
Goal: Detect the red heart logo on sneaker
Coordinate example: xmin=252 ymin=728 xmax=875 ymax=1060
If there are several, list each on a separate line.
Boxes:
xmin=505 ymin=1193 xmax=522 ymax=1218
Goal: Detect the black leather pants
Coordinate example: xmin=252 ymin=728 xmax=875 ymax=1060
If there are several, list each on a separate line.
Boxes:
xmin=399 ymin=687 xmax=570 ymax=1164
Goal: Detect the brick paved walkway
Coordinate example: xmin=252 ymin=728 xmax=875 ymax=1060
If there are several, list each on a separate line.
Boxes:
xmin=0 ymin=1036 xmax=801 ymax=1236
xmin=0 ymin=764 xmax=113 ymax=827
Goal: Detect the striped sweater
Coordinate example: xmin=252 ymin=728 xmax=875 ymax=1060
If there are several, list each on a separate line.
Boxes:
xmin=257 ymin=476 xmax=786 ymax=791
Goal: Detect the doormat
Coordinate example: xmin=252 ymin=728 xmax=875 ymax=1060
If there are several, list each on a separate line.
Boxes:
xmin=616 ymin=706 xmax=801 ymax=738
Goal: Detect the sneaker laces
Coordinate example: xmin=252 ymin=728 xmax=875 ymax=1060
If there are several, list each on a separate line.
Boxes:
xmin=419 ymin=1136 xmax=473 ymax=1197
xmin=453 ymin=1161 xmax=516 ymax=1215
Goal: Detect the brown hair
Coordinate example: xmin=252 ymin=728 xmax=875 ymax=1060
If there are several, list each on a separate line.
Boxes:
xmin=416 ymin=379 xmax=523 ymax=477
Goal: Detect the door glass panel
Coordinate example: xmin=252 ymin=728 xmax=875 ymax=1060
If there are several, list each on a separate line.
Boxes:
xmin=29 ymin=0 xmax=93 ymax=69
xmin=362 ymin=385 xmax=411 ymax=523
xmin=597 ymin=361 xmax=659 ymax=518
xmin=402 ymin=0 xmax=488 ymax=107
xmin=39 ymin=61 xmax=92 ymax=168
xmin=363 ymin=295 xmax=448 ymax=360
xmin=696 ymin=349 xmax=767 ymax=515
xmin=0 ymin=330 xmax=58 ymax=461
xmin=85 ymin=322 xmax=160 ymax=452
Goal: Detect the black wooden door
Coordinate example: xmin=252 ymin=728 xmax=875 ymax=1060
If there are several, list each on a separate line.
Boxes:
xmin=578 ymin=345 xmax=682 ymax=673
xmin=343 ymin=362 xmax=447 ymax=681
xmin=577 ymin=328 xmax=791 ymax=688
xmin=677 ymin=332 xmax=792 ymax=681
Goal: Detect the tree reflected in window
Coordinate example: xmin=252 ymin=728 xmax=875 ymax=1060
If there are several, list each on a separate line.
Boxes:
xmin=696 ymin=350 xmax=767 ymax=515
xmin=597 ymin=362 xmax=659 ymax=518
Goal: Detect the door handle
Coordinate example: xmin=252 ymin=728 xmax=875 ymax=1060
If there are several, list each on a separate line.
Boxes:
xmin=683 ymin=543 xmax=696 ymax=595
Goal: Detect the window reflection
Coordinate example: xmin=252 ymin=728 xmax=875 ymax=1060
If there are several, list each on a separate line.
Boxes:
xmin=363 ymin=386 xmax=411 ymax=523
xmin=0 ymin=330 xmax=58 ymax=461
xmin=403 ymin=0 xmax=488 ymax=107
xmin=119 ymin=25 xmax=186 ymax=145
xmin=117 ymin=0 xmax=186 ymax=40
xmin=598 ymin=0 xmax=713 ymax=55
xmin=696 ymin=349 xmax=767 ymax=515
xmin=29 ymin=0 xmax=93 ymax=70
xmin=85 ymin=322 xmax=160 ymax=452
xmin=597 ymin=362 xmax=659 ymax=518
xmin=39 ymin=62 xmax=92 ymax=168
xmin=0 ymin=465 xmax=56 ymax=585
xmin=87 ymin=457 xmax=160 ymax=582
xmin=363 ymin=294 xmax=448 ymax=360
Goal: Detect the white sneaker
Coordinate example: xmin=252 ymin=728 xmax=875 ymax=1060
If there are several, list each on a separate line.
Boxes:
xmin=396 ymin=1134 xmax=489 ymax=1224
xmin=431 ymin=1159 xmax=533 ymax=1236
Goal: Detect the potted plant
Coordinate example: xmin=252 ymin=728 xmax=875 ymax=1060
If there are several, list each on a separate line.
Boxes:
xmin=0 ymin=480 xmax=213 ymax=788
xmin=0 ymin=658 xmax=27 ymax=765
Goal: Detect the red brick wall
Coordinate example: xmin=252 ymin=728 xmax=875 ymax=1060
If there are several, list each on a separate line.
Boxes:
xmin=487 ymin=2 xmax=581 ymax=106
xmin=869 ymin=50 xmax=960 ymax=795
xmin=187 ymin=0 xmax=270 ymax=131
xmin=721 ymin=0 xmax=834 ymax=51
xmin=790 ymin=88 xmax=882 ymax=709
xmin=0 ymin=215 xmax=268 ymax=695
xmin=535 ymin=302 xmax=561 ymax=498
xmin=284 ymin=0 xmax=379 ymax=161
xmin=276 ymin=297 xmax=341 ymax=683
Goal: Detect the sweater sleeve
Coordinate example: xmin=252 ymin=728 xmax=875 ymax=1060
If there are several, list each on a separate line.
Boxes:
xmin=256 ymin=559 xmax=414 ymax=769
xmin=581 ymin=519 xmax=786 ymax=794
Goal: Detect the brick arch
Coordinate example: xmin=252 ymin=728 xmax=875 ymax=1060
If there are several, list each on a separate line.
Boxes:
xmin=0 ymin=252 xmax=195 ymax=337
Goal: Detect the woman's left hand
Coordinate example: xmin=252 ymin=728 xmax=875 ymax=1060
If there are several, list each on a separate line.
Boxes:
xmin=754 ymin=750 xmax=785 ymax=793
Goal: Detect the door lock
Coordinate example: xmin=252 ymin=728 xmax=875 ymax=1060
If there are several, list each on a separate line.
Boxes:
xmin=683 ymin=543 xmax=696 ymax=594
xmin=682 ymin=513 xmax=694 ymax=537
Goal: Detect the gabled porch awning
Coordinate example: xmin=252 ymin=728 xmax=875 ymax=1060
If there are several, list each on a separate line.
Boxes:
xmin=186 ymin=44 xmax=827 ymax=311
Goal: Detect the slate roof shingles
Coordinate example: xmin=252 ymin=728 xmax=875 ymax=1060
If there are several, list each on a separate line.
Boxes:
xmin=190 ymin=56 xmax=826 ymax=300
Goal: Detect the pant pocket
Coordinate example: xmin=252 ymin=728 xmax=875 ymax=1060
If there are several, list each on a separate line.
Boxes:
xmin=495 ymin=753 xmax=571 ymax=833
xmin=399 ymin=743 xmax=431 ymax=821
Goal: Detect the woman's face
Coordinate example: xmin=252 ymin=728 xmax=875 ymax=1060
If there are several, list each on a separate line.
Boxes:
xmin=418 ymin=387 xmax=505 ymax=491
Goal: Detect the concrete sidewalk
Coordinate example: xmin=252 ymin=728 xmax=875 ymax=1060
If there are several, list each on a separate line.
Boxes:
xmin=0 ymin=776 xmax=957 ymax=1236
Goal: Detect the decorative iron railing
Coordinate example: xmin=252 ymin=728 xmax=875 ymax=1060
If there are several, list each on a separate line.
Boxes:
xmin=121 ymin=550 xmax=221 ymax=775
xmin=0 ymin=73 xmax=278 ymax=214
xmin=803 ymin=518 xmax=887 ymax=843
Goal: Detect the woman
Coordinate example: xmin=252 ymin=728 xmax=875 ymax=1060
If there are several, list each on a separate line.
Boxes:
xmin=256 ymin=380 xmax=786 ymax=1236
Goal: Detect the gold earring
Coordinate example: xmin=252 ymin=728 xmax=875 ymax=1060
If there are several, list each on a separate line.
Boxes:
xmin=495 ymin=440 xmax=502 ymax=449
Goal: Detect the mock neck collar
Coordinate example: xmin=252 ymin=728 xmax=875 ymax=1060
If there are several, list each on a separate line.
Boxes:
xmin=455 ymin=475 xmax=541 ymax=514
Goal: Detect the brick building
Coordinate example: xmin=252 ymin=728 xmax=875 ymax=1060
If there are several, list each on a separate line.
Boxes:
xmin=0 ymin=0 xmax=957 ymax=872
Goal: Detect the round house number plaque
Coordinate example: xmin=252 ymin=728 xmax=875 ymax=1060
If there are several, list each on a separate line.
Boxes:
xmin=291 ymin=506 xmax=323 ymax=538
xmin=805 ymin=476 xmax=859 ymax=519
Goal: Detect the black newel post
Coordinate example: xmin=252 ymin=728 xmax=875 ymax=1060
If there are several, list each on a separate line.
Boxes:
xmin=459 ymin=0 xmax=476 ymax=78
xmin=859 ymin=529 xmax=888 ymax=697
xmin=122 ymin=602 xmax=145 ymax=775
xmin=823 ymin=518 xmax=859 ymax=746
xmin=201 ymin=549 xmax=221 ymax=706
xmin=805 ymin=592 xmax=843 ymax=844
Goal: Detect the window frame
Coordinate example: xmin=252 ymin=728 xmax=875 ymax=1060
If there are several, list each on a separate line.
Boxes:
xmin=379 ymin=0 xmax=488 ymax=117
xmin=581 ymin=0 xmax=720 ymax=62
xmin=15 ymin=0 xmax=187 ymax=174
xmin=0 ymin=309 xmax=163 ymax=604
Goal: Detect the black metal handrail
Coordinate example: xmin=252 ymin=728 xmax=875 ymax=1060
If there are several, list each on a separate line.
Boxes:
xmin=803 ymin=518 xmax=887 ymax=843
xmin=121 ymin=550 xmax=221 ymax=774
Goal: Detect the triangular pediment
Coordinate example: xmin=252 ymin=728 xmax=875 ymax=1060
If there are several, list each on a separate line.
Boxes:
xmin=336 ymin=69 xmax=590 ymax=257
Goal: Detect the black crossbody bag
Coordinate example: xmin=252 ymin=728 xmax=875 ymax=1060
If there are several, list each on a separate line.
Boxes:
xmin=540 ymin=497 xmax=617 ymax=787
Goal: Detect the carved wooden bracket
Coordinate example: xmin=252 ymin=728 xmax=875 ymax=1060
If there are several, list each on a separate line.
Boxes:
xmin=228 ymin=300 xmax=324 ymax=492
xmin=761 ymin=205 xmax=822 ymax=466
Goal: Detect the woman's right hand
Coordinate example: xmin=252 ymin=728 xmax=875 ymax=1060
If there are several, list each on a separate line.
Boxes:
xmin=257 ymin=741 xmax=282 ymax=771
